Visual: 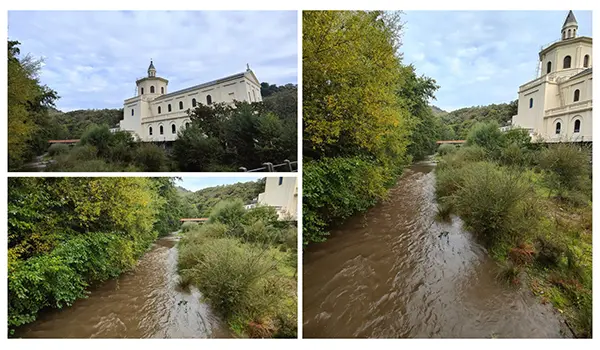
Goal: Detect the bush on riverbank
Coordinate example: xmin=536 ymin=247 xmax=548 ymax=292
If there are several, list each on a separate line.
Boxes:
xmin=303 ymin=156 xmax=392 ymax=245
xmin=8 ymin=178 xmax=163 ymax=334
xmin=434 ymin=136 xmax=592 ymax=337
xmin=178 ymin=201 xmax=297 ymax=338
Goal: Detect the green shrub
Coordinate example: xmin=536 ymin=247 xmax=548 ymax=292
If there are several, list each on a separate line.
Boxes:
xmin=303 ymin=157 xmax=390 ymax=245
xmin=539 ymin=143 xmax=591 ymax=196
xmin=80 ymin=124 xmax=113 ymax=158
xmin=181 ymin=221 xmax=200 ymax=233
xmin=134 ymin=143 xmax=170 ymax=172
xmin=208 ymin=200 xmax=246 ymax=238
xmin=466 ymin=121 xmax=504 ymax=158
xmin=178 ymin=237 xmax=283 ymax=319
xmin=450 ymin=162 xmax=541 ymax=247
xmin=437 ymin=143 xmax=457 ymax=156
xmin=243 ymin=205 xmax=279 ymax=226
xmin=47 ymin=143 xmax=69 ymax=156
xmin=8 ymin=233 xmax=140 ymax=330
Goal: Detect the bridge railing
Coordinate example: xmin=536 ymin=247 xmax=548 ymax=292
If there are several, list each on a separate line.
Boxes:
xmin=239 ymin=160 xmax=297 ymax=172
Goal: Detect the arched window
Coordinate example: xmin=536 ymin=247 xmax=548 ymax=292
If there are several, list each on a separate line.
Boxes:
xmin=192 ymin=98 xmax=197 ymax=107
xmin=529 ymin=98 xmax=533 ymax=108
xmin=567 ymin=29 xmax=571 ymax=38
xmin=185 ymin=122 xmax=190 ymax=129
xmin=555 ymin=122 xmax=562 ymax=134
xmin=150 ymin=86 xmax=155 ymax=93
xmin=161 ymin=87 xmax=164 ymax=94
xmin=583 ymin=55 xmax=590 ymax=68
xmin=171 ymin=124 xmax=176 ymax=134
xmin=131 ymin=109 xmax=134 ymax=116
xmin=206 ymin=95 xmax=212 ymax=105
xmin=149 ymin=127 xmax=153 ymax=136
xmin=179 ymin=101 xmax=183 ymax=110
xmin=168 ymin=104 xmax=172 ymax=112
xmin=248 ymin=92 xmax=251 ymax=101
xmin=159 ymin=125 xmax=164 ymax=135
xmin=574 ymin=89 xmax=580 ymax=102
xmin=141 ymin=87 xmax=144 ymax=94
xmin=563 ymin=55 xmax=572 ymax=69
xmin=158 ymin=106 xmax=162 ymax=114
xmin=547 ymin=61 xmax=552 ymax=74
xmin=252 ymin=90 xmax=257 ymax=101
xmin=574 ymin=120 xmax=581 ymax=133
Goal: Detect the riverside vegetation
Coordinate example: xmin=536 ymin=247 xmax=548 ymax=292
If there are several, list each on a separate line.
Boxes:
xmin=434 ymin=122 xmax=592 ymax=338
xmin=303 ymin=11 xmax=455 ymax=246
xmin=7 ymin=177 xmax=294 ymax=338
xmin=177 ymin=201 xmax=298 ymax=338
xmin=7 ymin=40 xmax=297 ymax=172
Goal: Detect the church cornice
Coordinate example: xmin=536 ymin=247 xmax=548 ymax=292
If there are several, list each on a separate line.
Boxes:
xmin=136 ymin=76 xmax=169 ymax=85
xmin=539 ymin=36 xmax=592 ymax=59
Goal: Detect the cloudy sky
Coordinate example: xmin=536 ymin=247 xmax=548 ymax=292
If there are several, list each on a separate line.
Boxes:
xmin=8 ymin=11 xmax=298 ymax=112
xmin=178 ymin=177 xmax=262 ymax=192
xmin=401 ymin=10 xmax=592 ymax=111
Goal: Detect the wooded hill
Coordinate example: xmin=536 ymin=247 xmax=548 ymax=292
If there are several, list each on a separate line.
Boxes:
xmin=430 ymin=100 xmax=518 ymax=140
xmin=182 ymin=178 xmax=266 ymax=217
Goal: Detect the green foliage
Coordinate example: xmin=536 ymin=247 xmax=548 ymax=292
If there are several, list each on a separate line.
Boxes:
xmin=303 ymin=11 xmax=412 ymax=164
xmin=437 ymin=144 xmax=457 ymax=156
xmin=134 ymin=143 xmax=171 ymax=171
xmin=173 ymin=86 xmax=297 ymax=171
xmin=440 ymin=100 xmax=518 ymax=139
xmin=466 ymin=121 xmax=505 ymax=157
xmin=178 ymin=197 xmax=297 ymax=338
xmin=208 ymin=200 xmax=247 ymax=238
xmin=442 ymin=162 xmax=541 ymax=248
xmin=53 ymin=108 xmax=123 ymax=139
xmin=303 ymin=157 xmax=390 ymax=245
xmin=538 ymin=143 xmax=591 ymax=198
xmin=8 ymin=40 xmax=59 ymax=170
xmin=181 ymin=222 xmax=200 ymax=233
xmin=8 ymin=177 xmax=163 ymax=332
xmin=186 ymin=179 xmax=265 ymax=217
xmin=47 ymin=143 xmax=69 ymax=156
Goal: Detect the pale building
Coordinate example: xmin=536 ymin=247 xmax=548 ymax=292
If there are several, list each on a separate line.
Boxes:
xmin=511 ymin=11 xmax=592 ymax=142
xmin=118 ymin=61 xmax=263 ymax=142
xmin=248 ymin=177 xmax=298 ymax=221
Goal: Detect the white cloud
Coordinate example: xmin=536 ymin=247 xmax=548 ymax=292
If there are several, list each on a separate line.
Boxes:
xmin=8 ymin=10 xmax=298 ymax=111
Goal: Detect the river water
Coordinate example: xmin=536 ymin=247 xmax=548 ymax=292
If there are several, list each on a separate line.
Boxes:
xmin=15 ymin=235 xmax=229 ymax=338
xmin=303 ymin=161 xmax=567 ymax=338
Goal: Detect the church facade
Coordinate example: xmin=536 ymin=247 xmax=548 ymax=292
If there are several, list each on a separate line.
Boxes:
xmin=118 ymin=61 xmax=263 ymax=142
xmin=511 ymin=11 xmax=592 ymax=142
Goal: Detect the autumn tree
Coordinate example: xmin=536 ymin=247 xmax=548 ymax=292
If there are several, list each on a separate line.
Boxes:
xmin=303 ymin=11 xmax=413 ymax=166
xmin=8 ymin=40 xmax=58 ymax=170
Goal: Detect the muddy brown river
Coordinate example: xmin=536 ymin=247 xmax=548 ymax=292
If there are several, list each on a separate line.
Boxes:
xmin=303 ymin=161 xmax=567 ymax=338
xmin=14 ymin=235 xmax=229 ymax=338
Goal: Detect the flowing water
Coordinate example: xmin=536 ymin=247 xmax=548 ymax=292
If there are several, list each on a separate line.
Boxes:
xmin=303 ymin=161 xmax=567 ymax=338
xmin=15 ymin=235 xmax=229 ymax=338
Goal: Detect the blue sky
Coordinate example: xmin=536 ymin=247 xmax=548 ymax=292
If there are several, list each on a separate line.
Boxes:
xmin=401 ymin=10 xmax=592 ymax=111
xmin=177 ymin=177 xmax=263 ymax=192
xmin=8 ymin=11 xmax=298 ymax=112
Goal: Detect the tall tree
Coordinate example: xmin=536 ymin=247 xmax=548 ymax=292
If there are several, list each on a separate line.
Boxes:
xmin=8 ymin=40 xmax=58 ymax=169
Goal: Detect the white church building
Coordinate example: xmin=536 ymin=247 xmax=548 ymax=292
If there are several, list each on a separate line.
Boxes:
xmin=510 ymin=11 xmax=592 ymax=142
xmin=118 ymin=61 xmax=263 ymax=142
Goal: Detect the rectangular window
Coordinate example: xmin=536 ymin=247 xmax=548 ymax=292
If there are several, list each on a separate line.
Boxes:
xmin=278 ymin=177 xmax=283 ymax=186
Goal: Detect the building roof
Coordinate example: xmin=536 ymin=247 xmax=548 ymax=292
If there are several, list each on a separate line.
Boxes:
xmin=148 ymin=60 xmax=156 ymax=71
xmin=153 ymin=71 xmax=247 ymax=102
xmin=570 ymin=67 xmax=592 ymax=80
xmin=563 ymin=10 xmax=577 ymax=27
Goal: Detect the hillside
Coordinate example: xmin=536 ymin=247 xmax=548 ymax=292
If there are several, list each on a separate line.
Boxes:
xmin=52 ymin=108 xmax=123 ymax=139
xmin=437 ymin=100 xmax=518 ymax=139
xmin=184 ymin=179 xmax=266 ymax=217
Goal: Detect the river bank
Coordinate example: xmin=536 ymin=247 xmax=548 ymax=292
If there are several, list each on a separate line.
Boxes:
xmin=303 ymin=161 xmax=569 ymax=338
xmin=13 ymin=235 xmax=229 ymax=338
